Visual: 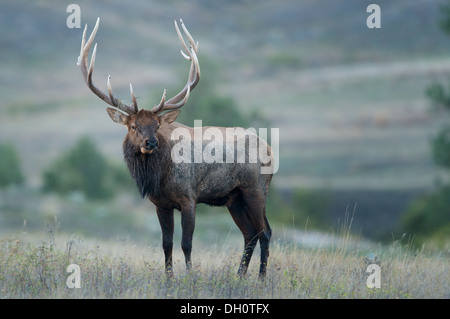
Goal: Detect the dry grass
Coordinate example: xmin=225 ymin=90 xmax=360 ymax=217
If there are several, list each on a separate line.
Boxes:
xmin=0 ymin=232 xmax=448 ymax=299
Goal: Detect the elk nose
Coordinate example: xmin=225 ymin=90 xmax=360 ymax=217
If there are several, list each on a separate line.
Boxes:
xmin=145 ymin=139 xmax=158 ymax=150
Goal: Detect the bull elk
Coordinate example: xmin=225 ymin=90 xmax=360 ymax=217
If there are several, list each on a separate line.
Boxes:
xmin=77 ymin=18 xmax=274 ymax=278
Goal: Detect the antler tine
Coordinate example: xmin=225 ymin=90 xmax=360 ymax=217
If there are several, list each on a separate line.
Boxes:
xmin=151 ymin=19 xmax=200 ymax=114
xmin=163 ymin=85 xmax=191 ymax=111
xmin=77 ymin=17 xmax=135 ymax=116
xmin=163 ymin=45 xmax=200 ymax=106
xmin=79 ymin=23 xmax=87 ymax=59
xmin=179 ymin=19 xmax=199 ymax=54
xmin=77 ymin=18 xmax=99 ymax=80
xmin=174 ymin=19 xmax=199 ymax=60
xmin=107 ymin=75 xmax=113 ymax=101
xmin=150 ymin=88 xmax=167 ymax=114
xmin=174 ymin=19 xmax=190 ymax=60
xmin=130 ymin=83 xmax=138 ymax=113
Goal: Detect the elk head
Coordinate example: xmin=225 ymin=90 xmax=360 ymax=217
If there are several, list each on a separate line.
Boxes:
xmin=77 ymin=17 xmax=200 ymax=155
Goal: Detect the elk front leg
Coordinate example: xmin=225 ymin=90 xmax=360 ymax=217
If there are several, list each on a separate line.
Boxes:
xmin=156 ymin=207 xmax=174 ymax=276
xmin=180 ymin=204 xmax=196 ymax=271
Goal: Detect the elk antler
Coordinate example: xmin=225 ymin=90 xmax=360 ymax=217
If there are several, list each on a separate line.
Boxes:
xmin=150 ymin=19 xmax=201 ymax=114
xmin=77 ymin=17 xmax=137 ymax=116
xmin=77 ymin=18 xmax=200 ymax=117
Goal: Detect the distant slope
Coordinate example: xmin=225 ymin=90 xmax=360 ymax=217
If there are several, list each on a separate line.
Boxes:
xmin=1 ymin=0 xmax=449 ymax=190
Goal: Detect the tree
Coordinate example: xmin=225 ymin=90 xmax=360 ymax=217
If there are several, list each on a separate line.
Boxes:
xmin=175 ymin=56 xmax=267 ymax=128
xmin=401 ymin=186 xmax=450 ymax=247
xmin=400 ymin=3 xmax=450 ymax=247
xmin=425 ymin=82 xmax=450 ymax=169
xmin=42 ymin=136 xmax=132 ymax=200
xmin=0 ymin=143 xmax=24 ymax=188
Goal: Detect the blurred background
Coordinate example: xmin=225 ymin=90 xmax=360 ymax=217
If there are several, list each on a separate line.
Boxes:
xmin=1 ymin=0 xmax=450 ymax=249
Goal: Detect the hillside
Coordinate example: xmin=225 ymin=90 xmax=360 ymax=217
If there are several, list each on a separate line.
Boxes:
xmin=1 ymin=0 xmax=450 ymax=244
xmin=1 ymin=0 xmax=449 ymax=190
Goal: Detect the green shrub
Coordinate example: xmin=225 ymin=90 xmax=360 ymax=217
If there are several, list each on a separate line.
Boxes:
xmin=175 ymin=56 xmax=267 ymax=128
xmin=0 ymin=143 xmax=24 ymax=188
xmin=42 ymin=137 xmax=133 ymax=200
xmin=401 ymin=186 xmax=450 ymax=246
xmin=432 ymin=125 xmax=450 ymax=169
xmin=402 ymin=5 xmax=450 ymax=247
xmin=425 ymin=82 xmax=450 ymax=110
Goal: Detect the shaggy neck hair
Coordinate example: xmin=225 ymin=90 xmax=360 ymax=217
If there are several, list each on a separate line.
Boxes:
xmin=122 ymin=135 xmax=171 ymax=199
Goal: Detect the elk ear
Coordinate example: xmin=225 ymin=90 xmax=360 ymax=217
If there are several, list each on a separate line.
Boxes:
xmin=159 ymin=110 xmax=180 ymax=125
xmin=106 ymin=107 xmax=128 ymax=125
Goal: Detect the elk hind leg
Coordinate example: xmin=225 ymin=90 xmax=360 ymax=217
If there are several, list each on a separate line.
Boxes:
xmin=240 ymin=188 xmax=272 ymax=279
xmin=227 ymin=192 xmax=259 ymax=277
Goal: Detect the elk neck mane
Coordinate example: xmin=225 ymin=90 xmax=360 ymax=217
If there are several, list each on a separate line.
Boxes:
xmin=122 ymin=134 xmax=171 ymax=199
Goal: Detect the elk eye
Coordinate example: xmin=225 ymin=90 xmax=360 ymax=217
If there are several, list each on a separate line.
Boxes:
xmin=131 ymin=125 xmax=137 ymax=131
xmin=157 ymin=125 xmax=161 ymax=130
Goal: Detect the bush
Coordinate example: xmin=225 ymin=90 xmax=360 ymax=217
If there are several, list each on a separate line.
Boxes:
xmin=175 ymin=56 xmax=267 ymax=128
xmin=401 ymin=186 xmax=450 ymax=247
xmin=403 ymin=6 xmax=450 ymax=247
xmin=0 ymin=143 xmax=24 ymax=188
xmin=179 ymin=94 xmax=250 ymax=128
xmin=425 ymin=82 xmax=450 ymax=110
xmin=432 ymin=125 xmax=450 ymax=169
xmin=42 ymin=137 xmax=133 ymax=200
xmin=404 ymin=80 xmax=450 ymax=247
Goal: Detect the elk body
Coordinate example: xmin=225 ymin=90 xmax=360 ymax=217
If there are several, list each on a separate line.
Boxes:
xmin=77 ymin=18 xmax=274 ymax=278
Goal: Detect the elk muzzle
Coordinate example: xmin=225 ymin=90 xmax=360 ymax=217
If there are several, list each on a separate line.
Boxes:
xmin=141 ymin=137 xmax=158 ymax=155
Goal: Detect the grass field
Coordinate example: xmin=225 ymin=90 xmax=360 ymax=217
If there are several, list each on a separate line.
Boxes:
xmin=0 ymin=230 xmax=448 ymax=299
xmin=1 ymin=0 xmax=450 ymax=300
